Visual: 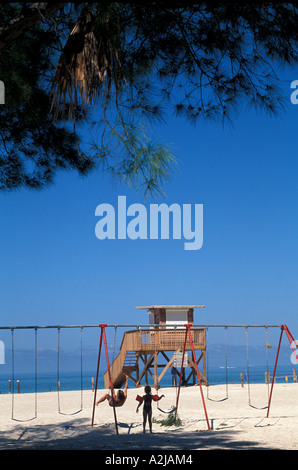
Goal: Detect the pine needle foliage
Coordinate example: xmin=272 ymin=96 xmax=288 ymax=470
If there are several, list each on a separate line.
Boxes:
xmin=1 ymin=3 xmax=298 ymax=193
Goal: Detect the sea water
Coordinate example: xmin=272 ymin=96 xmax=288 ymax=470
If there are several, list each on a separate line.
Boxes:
xmin=0 ymin=365 xmax=296 ymax=395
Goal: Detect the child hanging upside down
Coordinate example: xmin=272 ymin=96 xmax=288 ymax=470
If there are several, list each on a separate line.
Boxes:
xmin=136 ymin=385 xmax=165 ymax=433
xmin=96 ymin=375 xmax=129 ymax=407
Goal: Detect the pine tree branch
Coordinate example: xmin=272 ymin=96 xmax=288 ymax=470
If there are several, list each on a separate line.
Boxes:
xmin=0 ymin=2 xmax=67 ymax=50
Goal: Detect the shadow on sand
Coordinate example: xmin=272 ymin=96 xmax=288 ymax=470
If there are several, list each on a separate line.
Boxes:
xmin=0 ymin=416 xmax=274 ymax=450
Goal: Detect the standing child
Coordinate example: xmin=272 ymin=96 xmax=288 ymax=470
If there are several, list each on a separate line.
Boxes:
xmin=136 ymin=385 xmax=164 ymax=433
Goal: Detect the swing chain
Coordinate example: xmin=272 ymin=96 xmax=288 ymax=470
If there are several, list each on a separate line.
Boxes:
xmin=112 ymin=326 xmax=117 ymax=365
xmin=245 ymin=326 xmax=269 ymax=410
xmin=206 ymin=325 xmax=229 ymax=402
xmin=57 ymin=326 xmax=84 ymax=416
xmin=11 ymin=327 xmax=38 ymax=422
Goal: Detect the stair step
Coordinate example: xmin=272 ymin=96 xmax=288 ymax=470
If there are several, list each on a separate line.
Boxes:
xmin=123 ymin=365 xmax=137 ymax=373
xmin=124 ymin=351 xmax=137 ymax=366
xmin=104 ymin=332 xmax=139 ymax=389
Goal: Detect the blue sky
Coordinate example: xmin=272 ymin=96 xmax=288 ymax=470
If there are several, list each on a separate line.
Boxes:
xmin=0 ymin=75 xmax=297 ymax=358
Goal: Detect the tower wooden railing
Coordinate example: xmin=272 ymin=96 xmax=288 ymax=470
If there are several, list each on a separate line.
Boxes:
xmin=104 ymin=327 xmax=206 ymax=388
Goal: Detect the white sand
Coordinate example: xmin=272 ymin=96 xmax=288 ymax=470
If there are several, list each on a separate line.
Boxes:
xmin=0 ymin=383 xmax=297 ymax=450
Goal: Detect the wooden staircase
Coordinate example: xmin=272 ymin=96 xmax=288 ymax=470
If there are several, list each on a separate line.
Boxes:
xmin=103 ymin=333 xmax=139 ymax=389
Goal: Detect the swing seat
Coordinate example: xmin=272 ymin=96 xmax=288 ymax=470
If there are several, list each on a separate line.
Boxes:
xmin=157 ymin=405 xmax=177 ymax=414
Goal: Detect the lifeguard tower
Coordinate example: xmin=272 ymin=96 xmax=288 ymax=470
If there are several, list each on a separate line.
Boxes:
xmin=104 ymin=305 xmax=207 ymax=389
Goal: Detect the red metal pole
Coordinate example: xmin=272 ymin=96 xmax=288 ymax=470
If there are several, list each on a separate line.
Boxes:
xmin=267 ymin=326 xmax=284 ymax=418
xmin=175 ymin=325 xmax=211 ymax=431
xmin=91 ymin=325 xmax=104 ymax=427
xmin=267 ymin=324 xmax=298 ymax=418
xmin=186 ymin=324 xmax=211 ymax=431
xmin=102 ymin=326 xmax=119 ymax=435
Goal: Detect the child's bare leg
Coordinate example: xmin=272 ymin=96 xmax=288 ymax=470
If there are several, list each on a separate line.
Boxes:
xmin=148 ymin=410 xmax=152 ymax=433
xmin=96 ymin=393 xmax=109 ymax=405
xmin=143 ymin=410 xmax=147 ymax=433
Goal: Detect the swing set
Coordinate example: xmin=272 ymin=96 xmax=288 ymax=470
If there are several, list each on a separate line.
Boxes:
xmin=8 ymin=325 xmax=85 ymax=421
xmin=206 ymin=325 xmax=272 ymax=408
xmin=3 ymin=322 xmax=298 ymax=429
xmin=91 ymin=323 xmax=298 ymax=433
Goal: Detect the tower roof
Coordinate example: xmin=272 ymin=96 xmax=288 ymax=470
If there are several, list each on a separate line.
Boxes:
xmin=135 ymin=305 xmax=205 ymax=310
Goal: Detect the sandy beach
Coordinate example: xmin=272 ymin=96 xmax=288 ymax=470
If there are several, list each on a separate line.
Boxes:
xmin=0 ymin=383 xmax=297 ymax=450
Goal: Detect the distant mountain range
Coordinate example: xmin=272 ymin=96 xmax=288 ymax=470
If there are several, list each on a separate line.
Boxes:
xmin=0 ymin=342 xmax=296 ymax=375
